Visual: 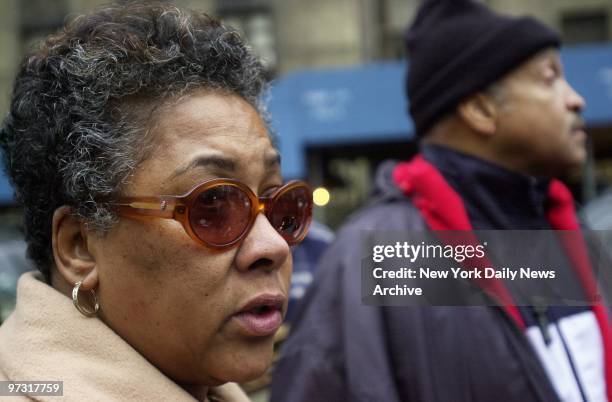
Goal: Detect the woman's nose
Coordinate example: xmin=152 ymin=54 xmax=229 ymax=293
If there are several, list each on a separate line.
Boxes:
xmin=233 ymin=213 xmax=290 ymax=273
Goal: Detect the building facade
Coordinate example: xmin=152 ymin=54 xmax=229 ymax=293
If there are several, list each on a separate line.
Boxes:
xmin=1 ymin=0 xmax=610 ymax=103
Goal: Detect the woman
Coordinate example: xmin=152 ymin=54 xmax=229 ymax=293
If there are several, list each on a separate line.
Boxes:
xmin=0 ymin=3 xmax=312 ymax=401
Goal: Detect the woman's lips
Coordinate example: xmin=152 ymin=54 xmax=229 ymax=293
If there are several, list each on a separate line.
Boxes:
xmin=233 ymin=294 xmax=285 ymax=337
xmin=234 ymin=309 xmax=283 ymax=337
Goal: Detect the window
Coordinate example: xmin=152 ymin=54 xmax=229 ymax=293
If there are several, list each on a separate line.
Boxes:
xmin=217 ymin=0 xmax=277 ymax=75
xmin=20 ymin=0 xmax=67 ymax=47
xmin=561 ymin=10 xmax=609 ymax=44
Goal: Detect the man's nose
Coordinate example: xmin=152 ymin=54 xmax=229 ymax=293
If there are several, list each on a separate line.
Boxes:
xmin=565 ymin=81 xmax=586 ymax=113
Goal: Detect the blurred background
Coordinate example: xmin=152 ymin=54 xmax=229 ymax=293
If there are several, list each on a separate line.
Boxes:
xmin=0 ymin=0 xmax=611 ymax=398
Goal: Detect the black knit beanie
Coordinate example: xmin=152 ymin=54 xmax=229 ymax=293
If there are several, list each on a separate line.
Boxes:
xmin=405 ymin=0 xmax=560 ymax=137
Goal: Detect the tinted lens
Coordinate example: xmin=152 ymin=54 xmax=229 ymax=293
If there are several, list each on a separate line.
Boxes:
xmin=189 ymin=184 xmax=252 ymax=246
xmin=269 ymin=186 xmax=312 ymax=244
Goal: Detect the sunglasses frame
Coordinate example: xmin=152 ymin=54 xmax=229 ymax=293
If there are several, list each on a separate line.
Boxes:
xmin=110 ymin=178 xmax=313 ymax=251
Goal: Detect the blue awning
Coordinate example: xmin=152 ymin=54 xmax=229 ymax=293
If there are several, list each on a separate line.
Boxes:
xmin=0 ymin=154 xmax=11 ymax=204
xmin=562 ymin=44 xmax=612 ymax=127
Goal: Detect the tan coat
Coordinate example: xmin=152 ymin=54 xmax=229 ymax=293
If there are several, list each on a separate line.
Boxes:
xmin=0 ymin=271 xmax=251 ymax=402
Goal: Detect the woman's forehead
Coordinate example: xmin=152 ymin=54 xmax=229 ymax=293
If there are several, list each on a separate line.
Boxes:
xmin=127 ymin=91 xmax=279 ymax=193
xmin=152 ymin=91 xmax=274 ymax=162
xmin=155 ymin=91 xmax=267 ymax=137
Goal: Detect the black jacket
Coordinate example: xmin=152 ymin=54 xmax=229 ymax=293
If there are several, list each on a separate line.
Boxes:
xmin=270 ymin=160 xmax=562 ymax=402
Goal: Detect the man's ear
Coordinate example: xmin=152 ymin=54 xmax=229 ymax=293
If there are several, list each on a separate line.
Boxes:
xmin=52 ymin=206 xmax=98 ymax=291
xmin=457 ymin=93 xmax=498 ymax=135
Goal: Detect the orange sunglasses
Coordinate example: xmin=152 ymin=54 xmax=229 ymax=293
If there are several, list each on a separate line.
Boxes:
xmin=110 ymin=178 xmax=313 ymax=251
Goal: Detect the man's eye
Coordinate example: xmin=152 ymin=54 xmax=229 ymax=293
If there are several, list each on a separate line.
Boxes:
xmin=542 ymin=69 xmax=558 ymax=84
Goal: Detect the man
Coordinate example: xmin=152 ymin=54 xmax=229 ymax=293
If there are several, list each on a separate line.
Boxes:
xmin=271 ymin=0 xmax=611 ymax=401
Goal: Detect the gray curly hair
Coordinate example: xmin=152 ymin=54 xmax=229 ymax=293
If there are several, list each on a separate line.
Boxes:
xmin=0 ymin=2 xmax=268 ymax=282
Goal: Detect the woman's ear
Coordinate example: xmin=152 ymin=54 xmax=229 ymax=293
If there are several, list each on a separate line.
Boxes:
xmin=52 ymin=206 xmax=99 ymax=290
xmin=457 ymin=92 xmax=498 ymax=136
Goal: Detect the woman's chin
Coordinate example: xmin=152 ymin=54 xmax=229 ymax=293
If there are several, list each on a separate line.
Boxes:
xmin=231 ymin=358 xmax=273 ymax=383
xmin=203 ymin=339 xmax=275 ymax=385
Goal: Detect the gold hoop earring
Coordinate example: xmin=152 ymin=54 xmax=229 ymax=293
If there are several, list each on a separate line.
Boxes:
xmin=72 ymin=281 xmax=99 ymax=317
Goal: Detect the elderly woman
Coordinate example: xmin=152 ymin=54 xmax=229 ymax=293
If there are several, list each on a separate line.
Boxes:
xmin=0 ymin=3 xmax=312 ymax=401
